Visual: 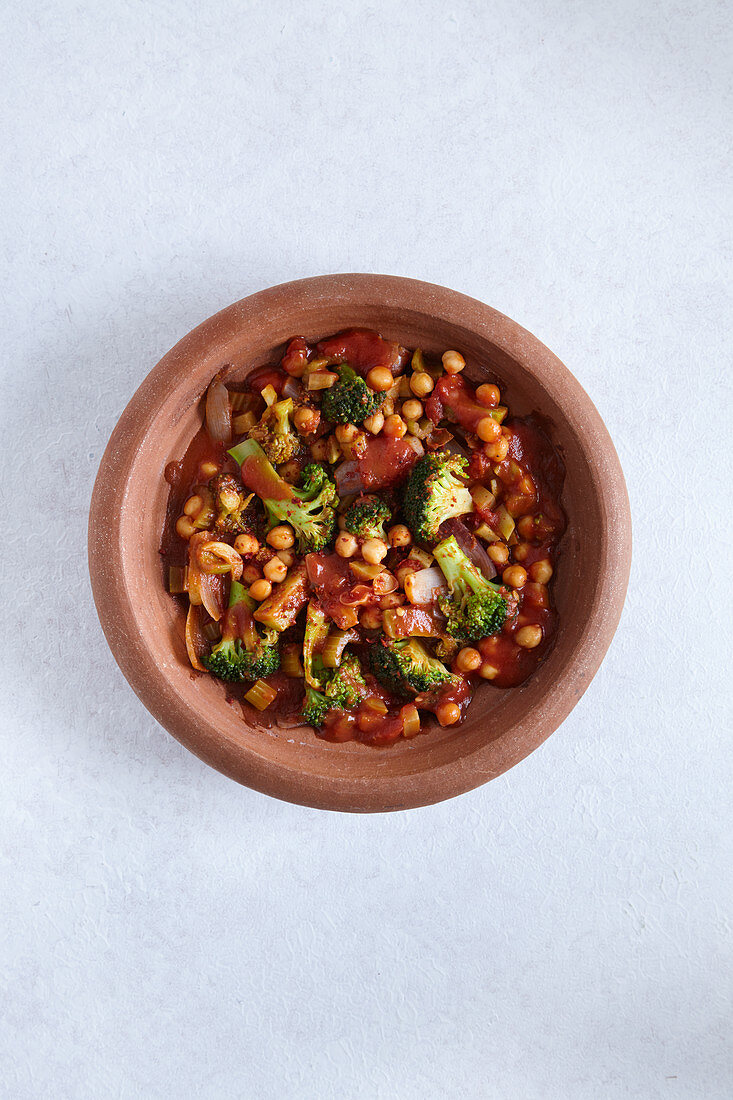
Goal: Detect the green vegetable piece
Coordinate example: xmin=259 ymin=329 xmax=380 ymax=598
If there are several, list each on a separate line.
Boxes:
xmin=369 ymin=637 xmax=453 ymax=695
xmin=323 ymin=651 xmax=366 ymax=711
xmin=263 ymin=464 xmax=338 ymax=553
xmin=402 ymin=453 xmax=473 ymax=543
xmin=343 ymin=496 xmax=392 ymax=542
xmin=433 ymin=534 xmax=507 ymax=642
xmin=321 ymin=364 xmax=385 ymax=425
xmin=203 ymin=581 xmax=280 ymax=682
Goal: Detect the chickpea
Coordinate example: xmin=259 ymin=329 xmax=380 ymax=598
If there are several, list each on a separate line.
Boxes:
xmin=381 ymin=395 xmax=395 ymax=417
xmin=249 ymin=578 xmax=272 ymax=602
xmin=476 ymin=383 xmax=500 ymax=408
xmin=366 ymin=366 xmax=394 ymax=392
xmin=279 ymin=459 xmax=301 ymax=483
xmin=487 ymin=543 xmax=509 ymax=566
xmin=517 ymin=515 xmax=536 ymax=540
xmin=294 ymin=406 xmax=320 ymax=434
xmin=485 ymin=436 xmax=510 ymax=461
xmin=395 ymin=561 xmax=419 ymax=587
xmin=335 ymin=531 xmax=359 ymax=558
xmin=379 ymin=593 xmax=405 ymax=609
xmin=402 ymin=398 xmax=423 ymax=420
xmin=516 ymin=624 xmax=543 ymax=649
xmin=479 ymin=662 xmax=499 ymax=680
xmin=383 ymin=414 xmax=407 ymax=439
xmin=183 ymin=494 xmax=203 ymax=517
xmin=276 ymin=548 xmax=295 ymax=567
xmin=387 ymin=524 xmax=412 ymax=548
xmin=524 ymin=582 xmax=549 ymax=606
xmin=360 ymin=607 xmax=383 ymax=630
xmin=266 ymin=525 xmax=295 ymax=550
xmin=436 ymin=701 xmax=461 ymax=726
xmin=410 ymin=372 xmax=434 ymax=397
xmin=200 ymin=461 xmax=219 ymax=478
xmin=263 ymin=557 xmax=288 ymax=584
xmin=310 ymin=438 xmax=329 ymax=461
xmin=503 ymin=565 xmax=527 ymax=589
xmin=477 ymin=416 xmax=502 ymax=443
xmin=233 ymin=533 xmax=259 ymax=556
xmin=242 ymin=563 xmax=262 ymax=585
xmin=530 ymin=559 xmax=553 ymax=584
xmin=513 ymin=543 xmax=530 ymax=562
xmin=362 ymin=537 xmax=388 ymax=564
xmin=363 ymin=411 xmax=384 ymax=435
xmin=442 ymin=350 xmax=466 ymax=375
xmin=175 ymin=516 xmax=195 ymax=539
xmin=335 ymin=423 xmax=359 ymax=444
xmin=456 ymin=647 xmax=481 ymax=673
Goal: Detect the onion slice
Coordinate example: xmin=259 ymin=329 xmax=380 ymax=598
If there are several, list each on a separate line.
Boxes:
xmin=281 ymin=377 xmax=304 ymax=401
xmin=185 ymin=604 xmax=209 ymax=671
xmin=440 ymin=518 xmax=497 ymax=580
xmin=404 ymin=566 xmax=447 ymax=605
xmin=205 ymin=378 xmax=232 ymax=445
xmin=198 ymin=572 xmax=226 ymax=622
xmin=334 ymin=460 xmax=364 ymax=496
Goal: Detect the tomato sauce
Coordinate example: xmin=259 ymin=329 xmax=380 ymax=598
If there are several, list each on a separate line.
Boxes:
xmin=161 ymin=427 xmax=236 ymax=568
xmin=316 ymin=328 xmax=405 ymax=376
xmin=426 ymin=374 xmax=489 ymax=433
xmin=357 ymin=435 xmax=420 ymax=491
xmin=305 ymin=553 xmax=374 ymax=630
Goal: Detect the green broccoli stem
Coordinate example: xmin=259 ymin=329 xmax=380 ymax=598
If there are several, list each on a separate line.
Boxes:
xmin=433 ymin=535 xmax=496 ymax=596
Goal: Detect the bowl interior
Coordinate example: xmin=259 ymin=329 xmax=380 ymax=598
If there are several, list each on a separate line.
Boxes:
xmin=90 ymin=276 xmax=630 ymax=810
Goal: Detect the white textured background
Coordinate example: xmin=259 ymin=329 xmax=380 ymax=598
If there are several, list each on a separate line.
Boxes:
xmin=1 ymin=2 xmax=731 ymax=1098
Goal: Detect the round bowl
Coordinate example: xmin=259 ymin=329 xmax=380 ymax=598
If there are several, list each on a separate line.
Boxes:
xmin=88 ymin=274 xmax=631 ymax=812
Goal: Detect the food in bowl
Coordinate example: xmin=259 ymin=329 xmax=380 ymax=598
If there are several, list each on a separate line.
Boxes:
xmin=162 ymin=327 xmax=566 ymax=747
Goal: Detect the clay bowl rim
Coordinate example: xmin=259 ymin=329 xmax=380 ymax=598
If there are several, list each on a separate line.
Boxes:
xmin=88 ymin=274 xmax=631 ymax=812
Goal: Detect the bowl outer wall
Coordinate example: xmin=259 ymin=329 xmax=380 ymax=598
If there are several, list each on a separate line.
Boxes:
xmin=88 ymin=274 xmax=631 ymax=812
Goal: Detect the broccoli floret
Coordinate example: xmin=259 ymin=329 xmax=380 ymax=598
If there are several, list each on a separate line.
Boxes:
xmin=303 ymin=686 xmax=330 ymax=728
xmin=263 ymin=464 xmax=338 ymax=553
xmin=369 ymin=637 xmax=453 ymax=695
xmin=248 ymin=397 xmax=301 ymax=464
xmin=203 ymin=638 xmax=248 ymax=682
xmin=209 ymin=473 xmax=259 ymax=536
xmin=402 ymin=453 xmax=473 ymax=543
xmin=343 ymin=496 xmax=392 ymax=541
xmin=303 ymin=601 xmax=330 ymax=688
xmin=433 ymin=534 xmax=507 ymax=642
xmin=203 ymin=581 xmax=280 ymax=682
xmin=320 ymin=364 xmax=385 ymax=425
xmin=324 ymin=651 xmax=366 ymax=710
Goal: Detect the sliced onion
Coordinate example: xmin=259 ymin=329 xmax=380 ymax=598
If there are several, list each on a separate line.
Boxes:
xmin=199 ymin=572 xmax=226 ymax=622
xmin=404 ymin=566 xmax=447 ymax=605
xmin=185 ymin=604 xmax=209 ymax=670
xmin=205 ymin=378 xmax=232 ymax=445
xmin=334 ymin=460 xmax=364 ymax=496
xmin=195 ymin=540 xmax=243 ymax=580
xmin=340 ymin=584 xmax=373 ymax=607
xmin=281 ymin=377 xmax=304 ymax=401
xmin=372 ymin=571 xmax=398 ymax=596
xmin=441 ymin=518 xmax=497 ymax=579
xmin=405 ymin=436 xmax=425 ymax=457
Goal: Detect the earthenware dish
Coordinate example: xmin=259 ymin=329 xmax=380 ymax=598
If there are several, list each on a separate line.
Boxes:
xmin=88 ymin=274 xmax=631 ymax=812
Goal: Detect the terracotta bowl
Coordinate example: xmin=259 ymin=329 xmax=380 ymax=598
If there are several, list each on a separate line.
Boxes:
xmin=88 ymin=275 xmax=631 ymax=812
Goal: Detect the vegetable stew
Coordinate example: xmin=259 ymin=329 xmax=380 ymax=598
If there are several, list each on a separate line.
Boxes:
xmin=162 ymin=329 xmax=566 ymax=746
